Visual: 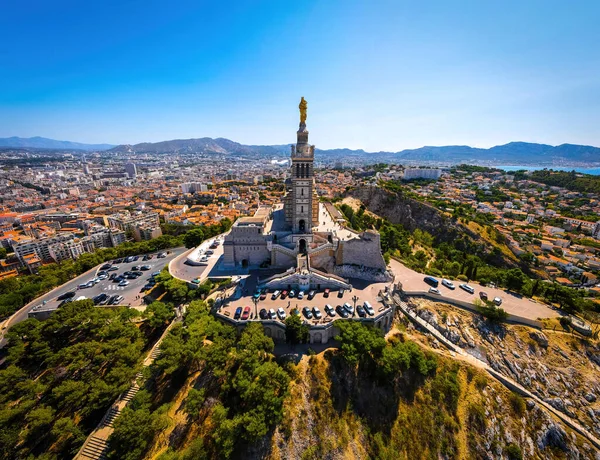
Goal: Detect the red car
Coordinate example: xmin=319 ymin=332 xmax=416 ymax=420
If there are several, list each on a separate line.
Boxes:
xmin=281 ymin=290 xmax=288 ymax=299
xmin=324 ymin=288 xmax=330 ymax=298
xmin=241 ymin=306 xmax=251 ymax=320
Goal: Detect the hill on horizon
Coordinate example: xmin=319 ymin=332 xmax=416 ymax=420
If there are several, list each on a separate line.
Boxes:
xmin=109 ymin=137 xmax=600 ymax=164
xmin=0 ymin=136 xmax=115 ymax=151
xmin=2 ymin=135 xmax=599 ymax=164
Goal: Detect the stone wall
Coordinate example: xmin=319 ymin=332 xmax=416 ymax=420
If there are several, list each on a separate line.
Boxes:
xmin=336 ymin=229 xmax=388 ymax=271
xmin=333 ymin=264 xmax=393 ymax=282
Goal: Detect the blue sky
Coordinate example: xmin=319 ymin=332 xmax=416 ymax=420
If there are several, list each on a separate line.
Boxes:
xmin=1 ymin=0 xmax=599 ymax=150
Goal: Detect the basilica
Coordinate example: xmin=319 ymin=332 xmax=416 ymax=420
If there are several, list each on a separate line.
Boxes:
xmin=222 ymin=98 xmax=391 ymax=291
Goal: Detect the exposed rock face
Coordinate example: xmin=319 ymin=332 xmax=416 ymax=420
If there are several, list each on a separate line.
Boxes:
xmin=529 ymin=331 xmax=549 ymax=348
xmin=349 ymin=186 xmax=516 ymax=267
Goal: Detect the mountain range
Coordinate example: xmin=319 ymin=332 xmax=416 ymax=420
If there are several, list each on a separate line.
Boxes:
xmin=2 ymin=136 xmax=599 ymax=165
xmin=0 ymin=136 xmax=115 ymax=151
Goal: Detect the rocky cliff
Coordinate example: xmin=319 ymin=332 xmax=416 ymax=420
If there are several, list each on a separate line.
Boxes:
xmin=350 ymin=185 xmax=517 ymax=268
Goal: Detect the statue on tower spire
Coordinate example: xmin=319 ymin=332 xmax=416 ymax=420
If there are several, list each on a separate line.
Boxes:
xmin=299 ymin=97 xmax=307 ymax=124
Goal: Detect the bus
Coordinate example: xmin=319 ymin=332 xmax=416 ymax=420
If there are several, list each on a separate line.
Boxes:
xmin=423 ymin=276 xmax=439 ymax=288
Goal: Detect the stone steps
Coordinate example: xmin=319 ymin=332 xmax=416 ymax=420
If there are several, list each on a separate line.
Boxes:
xmin=79 ymin=435 xmax=109 ymax=460
xmin=102 ymin=407 xmax=121 ymax=428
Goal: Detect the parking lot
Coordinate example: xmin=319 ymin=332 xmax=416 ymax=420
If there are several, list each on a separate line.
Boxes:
xmin=218 ymin=272 xmax=391 ymax=325
xmin=28 ymin=249 xmax=186 ymax=319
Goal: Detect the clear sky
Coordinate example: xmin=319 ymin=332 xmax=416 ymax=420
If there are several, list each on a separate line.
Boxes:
xmin=1 ymin=0 xmax=600 ymax=151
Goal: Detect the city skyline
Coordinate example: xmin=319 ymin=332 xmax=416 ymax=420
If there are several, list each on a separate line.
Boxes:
xmin=1 ymin=1 xmax=600 ymax=151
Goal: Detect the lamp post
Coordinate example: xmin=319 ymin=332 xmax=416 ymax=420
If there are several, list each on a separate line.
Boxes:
xmin=352 ymin=295 xmax=359 ymax=317
xmin=252 ymin=297 xmax=258 ymax=320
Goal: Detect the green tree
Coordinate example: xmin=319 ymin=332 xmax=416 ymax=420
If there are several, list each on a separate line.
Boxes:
xmin=144 ymin=301 xmax=174 ymax=328
xmin=334 ymin=321 xmax=386 ymax=366
xmin=284 ymin=314 xmax=309 ymax=345
xmin=184 ymin=228 xmax=205 ymax=249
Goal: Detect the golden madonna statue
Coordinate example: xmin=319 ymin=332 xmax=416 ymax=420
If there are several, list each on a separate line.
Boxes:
xmin=299 ymin=97 xmax=307 ymax=124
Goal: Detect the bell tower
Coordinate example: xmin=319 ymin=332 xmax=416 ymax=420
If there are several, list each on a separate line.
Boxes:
xmin=288 ymin=97 xmax=316 ymax=235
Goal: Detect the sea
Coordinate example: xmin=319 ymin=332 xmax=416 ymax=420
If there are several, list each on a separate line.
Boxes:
xmin=495 ymin=166 xmax=600 ymax=175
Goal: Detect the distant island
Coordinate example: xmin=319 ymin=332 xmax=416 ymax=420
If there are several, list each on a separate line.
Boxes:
xmin=1 ymin=136 xmax=599 ymax=167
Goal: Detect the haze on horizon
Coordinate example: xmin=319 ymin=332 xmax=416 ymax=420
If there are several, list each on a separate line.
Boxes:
xmin=1 ymin=0 xmax=599 ymax=152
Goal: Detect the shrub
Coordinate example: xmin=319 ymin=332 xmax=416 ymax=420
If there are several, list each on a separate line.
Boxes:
xmin=505 ymin=442 xmax=523 ymax=460
xmin=509 ymin=393 xmax=526 ymax=417
xmin=457 ymin=274 xmax=468 ymax=282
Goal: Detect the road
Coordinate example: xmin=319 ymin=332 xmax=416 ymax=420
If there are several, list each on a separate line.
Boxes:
xmin=0 ymin=248 xmax=186 ymax=346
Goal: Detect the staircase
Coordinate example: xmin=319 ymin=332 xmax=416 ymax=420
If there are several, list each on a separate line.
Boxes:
xmin=308 ymin=242 xmax=333 ymax=256
xmin=271 ymin=243 xmax=297 ymax=259
xmin=78 ymin=435 xmax=109 ymax=460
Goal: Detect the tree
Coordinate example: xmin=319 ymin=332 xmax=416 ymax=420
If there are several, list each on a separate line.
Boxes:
xmin=184 ymin=228 xmax=205 ymax=249
xmin=284 ymin=314 xmax=309 ymax=345
xmin=334 ymin=321 xmax=386 ymax=366
xmin=184 ymin=388 xmax=206 ymax=419
xmin=504 ymin=268 xmax=527 ymax=292
xmin=144 ymin=301 xmax=174 ymax=328
xmin=0 ymin=247 xmax=6 ymax=259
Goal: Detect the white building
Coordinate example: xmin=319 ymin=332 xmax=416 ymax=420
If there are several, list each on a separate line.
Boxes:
xmin=402 ymin=168 xmax=442 ymax=181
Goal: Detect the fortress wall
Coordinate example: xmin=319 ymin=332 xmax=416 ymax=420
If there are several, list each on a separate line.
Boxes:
xmin=334 ymin=264 xmax=393 ymax=282
xmin=337 ymin=230 xmax=387 ymax=271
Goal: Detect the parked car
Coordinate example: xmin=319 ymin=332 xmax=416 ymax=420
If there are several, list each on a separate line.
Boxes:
xmin=271 ymin=290 xmax=281 ymax=300
xmin=424 ymin=276 xmax=439 ymax=288
xmin=132 ymin=256 xmax=139 ymax=261
xmin=428 ymin=287 xmax=441 ymax=295
xmin=343 ymin=302 xmax=354 ymax=315
xmin=324 ymin=304 xmax=335 ymax=316
xmin=302 ymin=306 xmax=313 ymax=319
xmin=336 ymin=305 xmax=349 ymax=318
xmin=132 ymin=266 xmax=141 ymax=271
xmin=281 ymin=290 xmax=288 ymax=299
xmin=118 ymin=280 xmax=129 ymax=287
xmin=312 ymin=307 xmax=322 ymax=319
xmin=442 ymin=279 xmax=455 ymax=290
xmin=459 ymin=283 xmax=475 ymax=294
xmin=307 ymin=290 xmax=316 ymax=300
xmin=493 ymin=297 xmax=502 ymax=306
xmin=234 ymin=307 xmax=242 ymax=320
xmin=78 ymin=282 xmax=92 ymax=289
xmin=357 ymin=305 xmax=366 ymax=317
xmin=289 ymin=290 xmax=296 ymax=298
xmin=363 ymin=301 xmax=375 ymax=316
xmin=114 ymin=258 xmax=123 ymax=264
xmin=93 ymin=293 xmax=109 ymax=305
xmin=108 ymin=266 xmax=119 ymax=271
xmin=277 ymin=307 xmax=287 ymax=320
xmin=241 ymin=306 xmax=251 ymax=320
xmin=269 ymin=308 xmax=277 ymax=320
xmin=158 ymin=252 xmax=167 ymax=258
xmin=479 ymin=291 xmax=488 ymax=301
xmin=253 ymin=291 xmax=261 ymax=300
xmin=109 ymin=295 xmax=123 ymax=305
xmin=338 ymin=289 xmax=345 ymax=298
xmin=324 ymin=288 xmax=330 ymax=298
xmin=259 ymin=308 xmax=268 ymax=320
xmin=259 ymin=291 xmax=267 ymax=301
xmin=297 ymin=290 xmax=304 ymax=300
xmin=141 ymin=265 xmax=151 ymax=271
xmin=100 ymin=264 xmax=112 ymax=270
xmin=57 ymin=291 xmax=75 ymax=301
xmin=58 ymin=299 xmax=73 ymax=308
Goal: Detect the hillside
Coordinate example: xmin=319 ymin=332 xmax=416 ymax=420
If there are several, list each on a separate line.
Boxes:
xmin=0 ymin=136 xmax=114 ymax=151
xmin=104 ymin=300 xmax=595 ymax=459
